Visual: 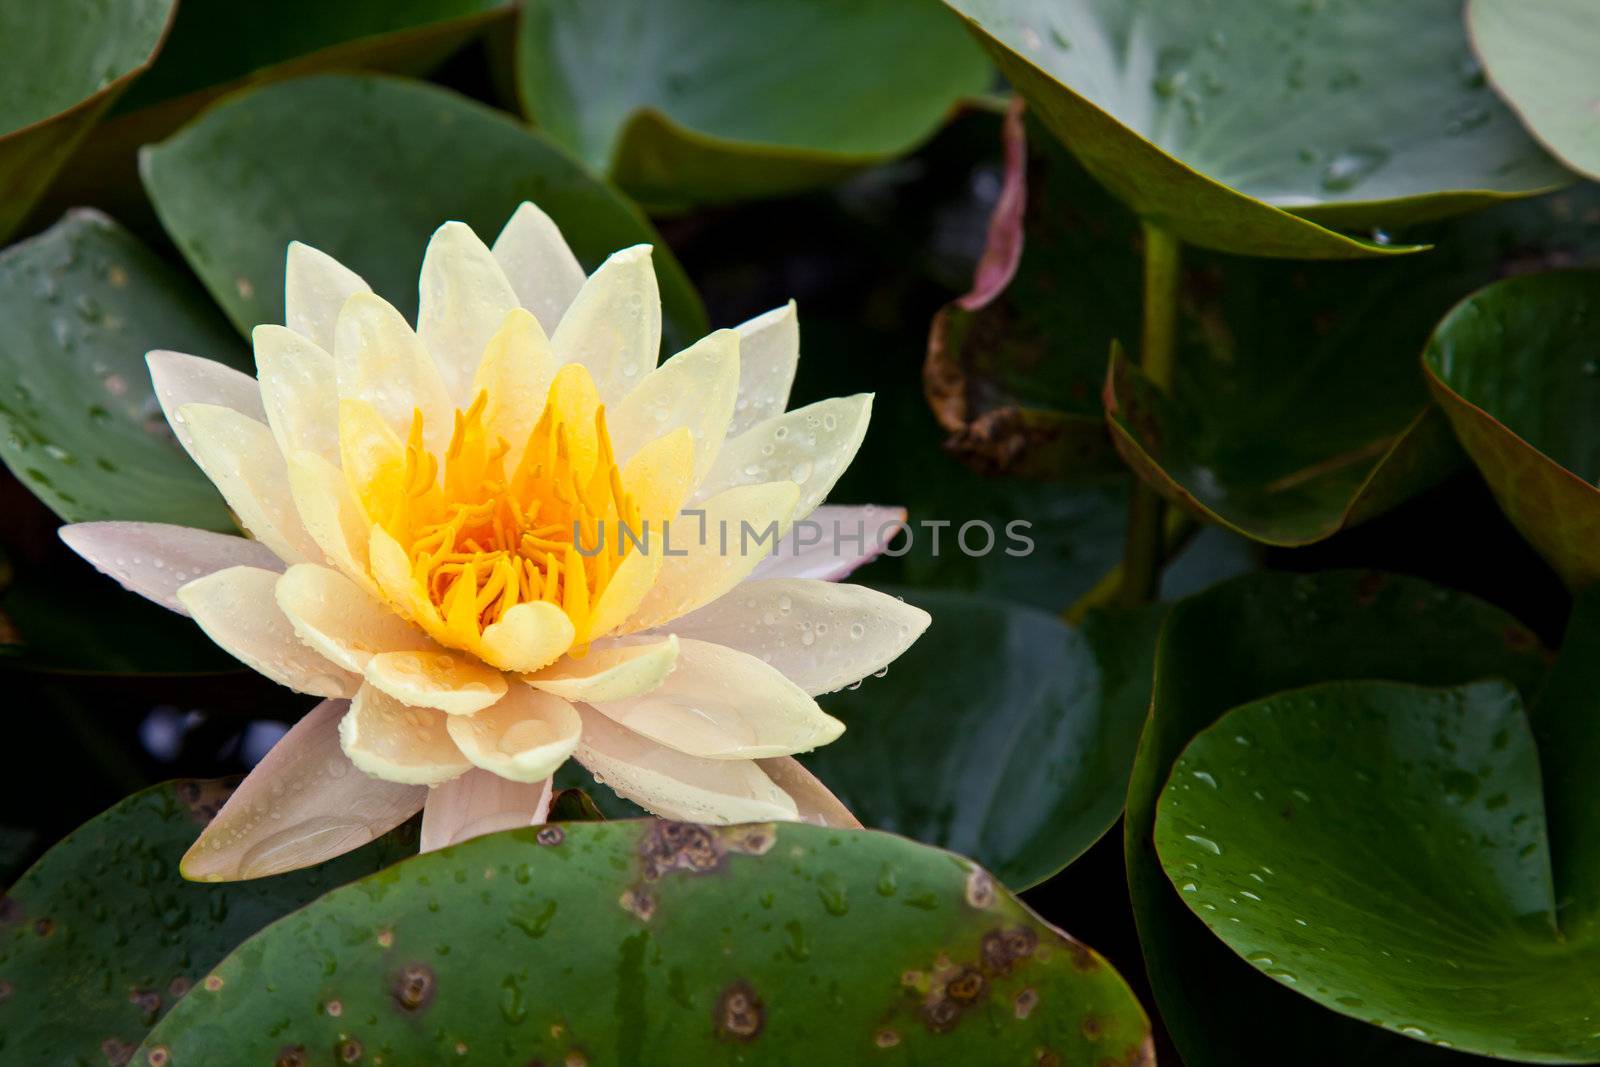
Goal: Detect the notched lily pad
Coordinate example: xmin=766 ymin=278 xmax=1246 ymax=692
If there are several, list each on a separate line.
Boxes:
xmin=1125 ymin=570 xmax=1549 ymax=1066
xmin=518 ymin=0 xmax=993 ymax=210
xmin=0 ymin=209 xmax=247 ymax=528
xmin=138 ymin=820 xmax=1152 ymax=1064
xmin=0 ymin=0 xmax=173 ymax=238
xmin=141 ymin=73 xmax=708 ymax=353
xmin=1425 ymin=269 xmax=1600 ymax=588
xmin=946 ymin=0 xmax=1570 ymax=257
xmin=1156 ymin=675 xmax=1600 ymax=1061
xmin=0 ymin=779 xmax=415 ymax=1064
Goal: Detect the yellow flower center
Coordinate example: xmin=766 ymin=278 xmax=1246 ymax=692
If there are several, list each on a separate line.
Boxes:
xmin=379 ymin=363 xmax=664 ymax=650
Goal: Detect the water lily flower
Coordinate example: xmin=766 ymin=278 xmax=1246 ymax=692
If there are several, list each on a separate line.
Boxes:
xmin=60 ymin=204 xmax=928 ymax=881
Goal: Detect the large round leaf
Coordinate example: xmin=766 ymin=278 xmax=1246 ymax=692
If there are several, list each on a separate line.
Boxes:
xmin=0 ymin=780 xmax=415 ymax=1064
xmin=0 ymin=210 xmax=247 ymax=528
xmin=0 ymin=0 xmax=172 ymax=239
xmin=141 ymin=73 xmax=708 ymax=353
xmin=1425 ymin=269 xmax=1600 ymax=588
xmin=1156 ymin=678 xmax=1600 ymax=1061
xmin=517 ymin=0 xmax=993 ymax=210
xmin=946 ymin=0 xmax=1571 ymax=258
xmin=138 ymin=820 xmax=1153 ymax=1064
xmin=808 ymin=589 xmax=1164 ymax=889
xmin=1125 ymin=570 xmax=1549 ymax=1066
xmin=1469 ymin=0 xmax=1600 ymax=180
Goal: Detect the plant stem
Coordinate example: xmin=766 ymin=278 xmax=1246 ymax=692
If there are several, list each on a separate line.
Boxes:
xmin=1116 ymin=221 xmax=1181 ymax=607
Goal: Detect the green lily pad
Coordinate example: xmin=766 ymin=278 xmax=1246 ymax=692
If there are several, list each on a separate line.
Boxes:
xmin=1156 ymin=677 xmax=1600 ymax=1061
xmin=1469 ymin=0 xmax=1600 ymax=181
xmin=517 ymin=0 xmax=993 ymax=210
xmin=0 ymin=0 xmax=173 ymax=239
xmin=0 ymin=779 xmax=416 ymax=1064
xmin=1125 ymin=570 xmax=1549 ymax=1066
xmin=139 ymin=820 xmax=1151 ymax=1064
xmin=808 ymin=589 xmax=1164 ymax=889
xmin=141 ymin=73 xmax=708 ymax=352
xmin=946 ymin=0 xmax=1571 ymax=258
xmin=0 ymin=210 xmax=247 ymax=528
xmin=1424 ymin=269 xmax=1600 ymax=589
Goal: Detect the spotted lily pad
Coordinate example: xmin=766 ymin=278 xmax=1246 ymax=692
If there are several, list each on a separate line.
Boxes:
xmin=517 ymin=0 xmax=993 ymax=210
xmin=1125 ymin=570 xmax=1549 ymax=1066
xmin=141 ymin=73 xmax=708 ymax=352
xmin=1424 ymin=269 xmax=1600 ymax=588
xmin=1156 ymin=675 xmax=1600 ymax=1061
xmin=138 ymin=820 xmax=1152 ymax=1064
xmin=0 ymin=780 xmax=416 ymax=1065
xmin=0 ymin=0 xmax=173 ymax=238
xmin=946 ymin=0 xmax=1571 ymax=257
xmin=0 ymin=210 xmax=247 ymax=528
xmin=1469 ymin=0 xmax=1600 ymax=180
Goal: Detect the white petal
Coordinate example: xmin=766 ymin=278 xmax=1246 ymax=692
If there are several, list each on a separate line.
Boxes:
xmin=757 ymin=757 xmax=862 ymax=829
xmin=588 ymin=638 xmax=842 ymax=759
xmin=625 ymin=480 xmax=801 ymax=631
xmin=749 ymin=504 xmax=907 ymax=582
xmin=610 ymin=328 xmax=739 ymax=488
xmin=528 ymin=636 xmax=679 ymax=703
xmin=334 ymin=291 xmax=454 ymax=453
xmin=254 ymin=324 xmax=339 ymax=464
xmin=285 ymin=241 xmax=371 ymax=353
xmin=695 ymin=394 xmax=872 ymax=521
xmin=365 ymin=649 xmax=507 ymax=715
xmin=666 ymin=579 xmax=929 ymax=695
xmin=492 ymin=201 xmax=587 ymax=335
xmin=148 ymin=350 xmax=267 ymax=462
xmin=59 ymin=521 xmax=284 ymax=615
xmin=420 ymin=769 xmax=551 ymax=853
xmin=729 ymin=301 xmax=799 ymax=437
xmin=181 ymin=698 xmax=425 ymax=881
xmin=284 ymin=450 xmax=375 ymax=591
xmin=550 ymin=244 xmax=660 ymax=405
xmin=445 ymin=685 xmax=581 ymax=783
xmin=274 ymin=563 xmax=433 ymax=672
xmin=177 ymin=402 xmax=321 ymax=564
xmin=574 ymin=704 xmax=798 ymax=823
xmin=340 ymin=684 xmax=472 ymax=786
xmin=177 ymin=566 xmax=359 ymax=696
xmin=417 ymin=221 xmax=521 ymax=403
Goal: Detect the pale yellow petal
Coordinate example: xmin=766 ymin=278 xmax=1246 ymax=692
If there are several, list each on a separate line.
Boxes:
xmin=177 ymin=403 xmax=321 ymax=564
xmin=492 ymin=201 xmax=586 ymax=334
xmin=285 ymin=241 xmax=371 ymax=353
xmin=177 ymin=566 xmax=358 ymax=696
xmin=757 ymin=756 xmax=861 ymax=829
xmin=470 ymin=307 xmax=556 ymax=474
xmin=419 ymin=769 xmax=551 ymax=853
xmin=729 ymin=301 xmax=799 ymax=437
xmin=445 ymin=685 xmax=580 ymax=783
xmin=528 ymin=635 xmax=678 ymax=702
xmin=666 ymin=578 xmax=930 ymax=696
xmin=285 ymin=450 xmax=375 ymax=592
xmin=338 ymin=398 xmax=407 ymax=525
xmin=588 ymin=638 xmax=841 ymax=759
xmin=365 ymin=649 xmax=508 ymax=715
xmin=274 ymin=563 xmax=433 ymax=672
xmin=339 ymin=684 xmax=471 ymax=786
xmin=573 ymin=704 xmax=798 ymax=823
xmin=254 ymin=324 xmax=339 ymax=464
xmin=550 ymin=244 xmax=660 ymax=405
xmin=182 ymin=698 xmax=425 ymax=881
xmin=618 ymin=425 xmax=694 ymax=529
xmin=625 ymin=480 xmax=801 ymax=632
xmin=609 ymin=328 xmax=739 ymax=487
xmin=584 ymin=548 xmax=664 ymax=642
xmin=334 ymin=291 xmax=453 ymax=452
xmin=695 ymin=394 xmax=872 ymax=521
xmin=477 ymin=600 xmax=576 ymax=673
xmin=417 ymin=221 xmax=521 ymax=403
